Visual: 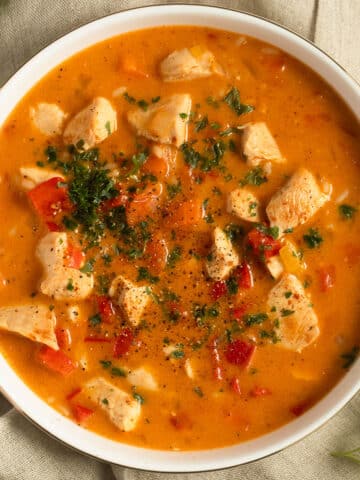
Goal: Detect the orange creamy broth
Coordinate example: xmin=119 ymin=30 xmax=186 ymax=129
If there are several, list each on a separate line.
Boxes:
xmin=0 ymin=26 xmax=359 ymax=450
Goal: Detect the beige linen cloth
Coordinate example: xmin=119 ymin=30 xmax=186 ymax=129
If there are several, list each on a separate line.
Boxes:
xmin=0 ymin=1 xmax=359 ymax=479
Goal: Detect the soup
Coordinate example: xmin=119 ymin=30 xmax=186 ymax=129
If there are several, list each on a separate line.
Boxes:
xmin=0 ymin=26 xmax=359 ymax=451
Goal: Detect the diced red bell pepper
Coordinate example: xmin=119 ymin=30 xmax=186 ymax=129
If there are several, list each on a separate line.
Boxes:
xmin=113 ymin=328 xmax=133 ymax=357
xmin=102 ymin=185 xmax=128 ymax=210
xmin=38 ymin=345 xmax=76 ymax=376
xmin=28 ymin=177 xmax=69 ymax=221
xmin=250 ymin=386 xmax=271 ymax=397
xmin=247 ymin=228 xmax=281 ymax=260
xmin=72 ymin=404 xmax=94 ymax=423
xmin=317 ymin=265 xmax=336 ymax=292
xmin=231 ymin=304 xmax=247 ymax=321
xmin=66 ymin=387 xmax=82 ymax=401
xmin=94 ymin=295 xmax=115 ymax=323
xmin=46 ymin=221 xmax=62 ymax=232
xmin=64 ymin=243 xmax=85 ymax=269
xmin=210 ymin=281 xmax=227 ymax=301
xmin=235 ymin=262 xmax=253 ymax=289
xmin=290 ymin=402 xmax=309 ymax=417
xmin=225 ymin=340 xmax=255 ymax=367
xmin=84 ymin=336 xmax=112 ymax=343
xmin=55 ymin=327 xmax=71 ymax=350
xmin=230 ymin=377 xmax=242 ymax=395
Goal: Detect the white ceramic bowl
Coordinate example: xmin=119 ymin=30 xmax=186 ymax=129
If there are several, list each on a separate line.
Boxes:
xmin=0 ymin=4 xmax=359 ymax=473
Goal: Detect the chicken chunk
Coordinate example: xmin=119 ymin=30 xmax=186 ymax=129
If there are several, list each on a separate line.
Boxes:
xmin=267 ymin=273 xmax=319 ymax=352
xmin=0 ymin=305 xmax=58 ymax=349
xmin=36 ymin=232 xmax=94 ymax=301
xmin=265 ymin=255 xmax=284 ymax=280
xmin=30 ymin=103 xmax=67 ymax=136
xmin=266 ymin=168 xmax=330 ymax=235
xmin=206 ymin=227 xmax=239 ymax=281
xmin=242 ymin=122 xmax=285 ymax=166
xmin=127 ymin=94 xmax=191 ymax=147
xmin=127 ymin=367 xmax=158 ymax=391
xmin=19 ymin=167 xmax=62 ymax=191
xmin=63 ymin=97 xmax=117 ymax=150
xmin=150 ymin=144 xmax=177 ymax=166
xmin=85 ymin=377 xmax=141 ymax=431
xmin=109 ymin=275 xmax=150 ymax=326
xmin=227 ymin=188 xmax=260 ymax=222
xmin=160 ymin=46 xmax=223 ymax=82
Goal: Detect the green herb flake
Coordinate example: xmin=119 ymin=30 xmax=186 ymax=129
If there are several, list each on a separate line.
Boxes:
xmin=179 ymin=112 xmax=188 ymax=119
xmin=166 ymin=181 xmax=182 ymax=199
xmin=102 ymin=398 xmax=109 ymax=405
xmin=280 ymin=309 xmax=295 ymax=317
xmin=303 ymin=228 xmax=323 ymax=249
xmin=80 ymin=258 xmax=95 ymax=274
xmin=100 ymin=360 xmax=112 ymax=369
xmin=195 ymin=115 xmax=209 ymax=132
xmin=36 ymin=161 xmax=45 ymax=167
xmin=223 ymin=87 xmax=254 ymax=116
xmin=123 ymin=92 xmax=136 ymax=104
xmin=105 ymin=121 xmax=111 ymax=135
xmin=167 ymin=246 xmax=182 ymax=268
xmin=111 ymin=366 xmax=127 ymax=377
xmin=240 ymin=167 xmax=268 ymax=186
xmin=151 ymin=96 xmax=160 ymax=103
xmin=170 ymin=349 xmax=185 ymax=359
xmin=226 ymin=276 xmax=238 ymax=295
xmin=66 ymin=279 xmax=74 ymax=291
xmin=193 ymin=386 xmax=204 ymax=397
xmin=137 ymin=266 xmax=159 ymax=284
xmin=284 ymin=291 xmax=293 ymax=298
xmin=244 ymin=313 xmax=268 ymax=326
xmin=133 ymin=392 xmax=145 ymax=404
xmin=89 ymin=313 xmax=102 ymax=326
xmin=338 ymin=204 xmax=357 ymax=220
xmin=137 ymin=99 xmax=149 ymax=111
xmin=206 ymin=96 xmax=219 ymax=108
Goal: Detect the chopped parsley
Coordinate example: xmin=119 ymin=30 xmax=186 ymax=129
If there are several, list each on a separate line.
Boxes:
xmin=111 ymin=366 xmax=127 ymax=377
xmin=179 ymin=112 xmax=188 ymax=119
xmin=66 ymin=279 xmax=74 ymax=291
xmin=303 ymin=228 xmax=323 ymax=249
xmin=255 ymin=223 xmax=280 ymax=239
xmin=123 ymin=92 xmax=136 ymax=104
xmin=224 ymin=223 xmax=244 ymax=244
xmin=105 ymin=121 xmax=111 ymax=135
xmin=240 ymin=167 xmax=268 ymax=186
xmin=284 ymin=291 xmax=293 ymax=298
xmin=137 ymin=266 xmax=159 ymax=284
xmin=180 ymin=140 xmax=226 ymax=172
xmin=244 ymin=313 xmax=268 ymax=326
xmin=133 ymin=392 xmax=145 ymax=404
xmin=193 ymin=386 xmax=204 ymax=397
xmin=195 ymin=115 xmax=208 ymax=132
xmin=226 ymin=276 xmax=238 ymax=295
xmin=170 ymin=349 xmax=185 ymax=359
xmin=89 ymin=313 xmax=102 ymax=326
xmin=223 ymin=86 xmax=254 ymax=116
xmin=206 ymin=96 xmax=219 ymax=108
xmin=167 ymin=246 xmax=182 ymax=268
xmin=280 ymin=309 xmax=295 ymax=317
xmin=166 ymin=181 xmax=182 ymax=199
xmin=339 ymin=204 xmax=357 ymax=220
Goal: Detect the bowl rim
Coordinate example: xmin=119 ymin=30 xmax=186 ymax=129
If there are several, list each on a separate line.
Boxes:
xmin=0 ymin=3 xmax=359 ymax=473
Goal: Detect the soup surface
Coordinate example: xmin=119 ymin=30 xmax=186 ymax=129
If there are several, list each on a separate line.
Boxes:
xmin=0 ymin=26 xmax=359 ymax=451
